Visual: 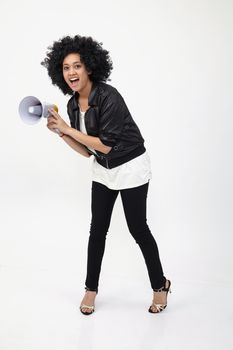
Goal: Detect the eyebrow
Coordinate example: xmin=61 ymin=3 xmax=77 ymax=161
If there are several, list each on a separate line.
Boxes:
xmin=63 ymin=61 xmax=81 ymax=66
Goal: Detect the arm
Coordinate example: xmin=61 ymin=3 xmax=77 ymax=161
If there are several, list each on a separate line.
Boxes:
xmin=66 ymin=128 xmax=112 ymax=154
xmin=47 ymin=110 xmax=112 ymax=155
xmin=47 ymin=116 xmax=91 ymax=157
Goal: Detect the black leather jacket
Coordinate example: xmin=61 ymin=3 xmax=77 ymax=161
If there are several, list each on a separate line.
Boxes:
xmin=67 ymin=82 xmax=146 ymax=169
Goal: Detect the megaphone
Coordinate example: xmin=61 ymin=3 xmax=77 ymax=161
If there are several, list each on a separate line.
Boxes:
xmin=19 ymin=96 xmax=61 ymax=134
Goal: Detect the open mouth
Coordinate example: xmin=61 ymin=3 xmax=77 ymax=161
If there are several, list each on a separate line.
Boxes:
xmin=69 ymin=78 xmax=80 ymax=86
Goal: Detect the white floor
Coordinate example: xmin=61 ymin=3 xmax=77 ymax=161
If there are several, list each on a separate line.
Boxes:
xmin=0 ymin=265 xmax=232 ymax=350
xmin=1 ymin=175 xmax=233 ymax=350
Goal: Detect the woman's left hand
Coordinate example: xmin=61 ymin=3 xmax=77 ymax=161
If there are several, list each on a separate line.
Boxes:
xmin=47 ymin=108 xmax=70 ymax=135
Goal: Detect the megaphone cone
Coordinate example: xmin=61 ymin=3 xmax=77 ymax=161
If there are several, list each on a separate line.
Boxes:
xmin=19 ymin=96 xmax=58 ymax=125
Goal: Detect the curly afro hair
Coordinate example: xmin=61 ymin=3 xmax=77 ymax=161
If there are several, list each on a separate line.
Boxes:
xmin=41 ymin=35 xmax=113 ymax=95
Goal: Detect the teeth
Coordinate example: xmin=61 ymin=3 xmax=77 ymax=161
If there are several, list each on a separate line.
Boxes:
xmin=70 ymin=78 xmax=79 ymax=82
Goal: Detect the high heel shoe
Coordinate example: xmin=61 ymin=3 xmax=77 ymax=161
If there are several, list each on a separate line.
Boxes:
xmin=80 ymin=287 xmax=98 ymax=315
xmin=148 ymin=279 xmax=172 ymax=313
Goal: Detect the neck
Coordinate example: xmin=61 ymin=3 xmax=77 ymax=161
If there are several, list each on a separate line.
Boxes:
xmin=78 ymin=80 xmax=93 ymax=99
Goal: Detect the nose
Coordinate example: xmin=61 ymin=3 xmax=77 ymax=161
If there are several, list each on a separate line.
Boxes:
xmin=68 ymin=66 xmax=76 ymax=75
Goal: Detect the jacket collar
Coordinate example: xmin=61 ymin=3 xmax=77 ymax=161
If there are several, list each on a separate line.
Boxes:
xmin=73 ymin=81 xmax=100 ymax=108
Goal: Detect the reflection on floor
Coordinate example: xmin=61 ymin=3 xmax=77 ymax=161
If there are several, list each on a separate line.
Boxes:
xmin=0 ymin=266 xmax=232 ymax=350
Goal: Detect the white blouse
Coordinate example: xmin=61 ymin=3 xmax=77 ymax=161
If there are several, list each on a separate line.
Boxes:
xmin=79 ymin=109 xmax=152 ymax=190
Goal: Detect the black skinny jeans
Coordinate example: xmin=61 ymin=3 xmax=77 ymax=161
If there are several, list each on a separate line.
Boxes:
xmin=85 ymin=180 xmax=166 ymax=292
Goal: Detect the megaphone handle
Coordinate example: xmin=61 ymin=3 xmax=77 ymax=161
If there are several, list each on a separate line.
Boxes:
xmin=55 ymin=128 xmax=62 ymax=136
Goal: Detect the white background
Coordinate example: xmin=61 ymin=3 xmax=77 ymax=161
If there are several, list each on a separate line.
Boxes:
xmin=0 ymin=0 xmax=233 ymax=349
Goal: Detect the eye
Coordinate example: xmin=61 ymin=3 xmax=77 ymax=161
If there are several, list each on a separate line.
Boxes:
xmin=63 ymin=66 xmax=69 ymax=71
xmin=74 ymin=64 xmax=81 ymax=69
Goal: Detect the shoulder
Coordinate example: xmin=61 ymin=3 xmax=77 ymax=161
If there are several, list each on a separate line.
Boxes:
xmin=97 ymin=81 xmax=117 ymax=92
xmin=97 ymin=82 xmax=125 ymax=104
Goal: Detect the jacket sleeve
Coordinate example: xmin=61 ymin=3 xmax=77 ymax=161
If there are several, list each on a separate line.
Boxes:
xmin=98 ymin=91 xmax=125 ymax=147
xmin=67 ymin=97 xmax=76 ymax=128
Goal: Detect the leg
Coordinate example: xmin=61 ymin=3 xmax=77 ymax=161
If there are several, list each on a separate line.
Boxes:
xmin=85 ymin=181 xmax=119 ymax=291
xmin=80 ymin=181 xmax=119 ymax=314
xmin=120 ymin=182 xmax=166 ymax=290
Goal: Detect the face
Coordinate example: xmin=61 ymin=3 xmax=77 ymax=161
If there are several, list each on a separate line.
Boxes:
xmin=62 ymin=53 xmax=92 ymax=93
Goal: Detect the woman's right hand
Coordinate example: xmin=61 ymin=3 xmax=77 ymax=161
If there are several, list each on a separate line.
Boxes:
xmin=47 ymin=116 xmax=56 ymax=133
xmin=47 ymin=116 xmax=64 ymax=137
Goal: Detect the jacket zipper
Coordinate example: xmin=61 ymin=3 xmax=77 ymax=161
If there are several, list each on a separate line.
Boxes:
xmin=105 ymin=157 xmax=109 ymax=169
xmin=100 ymin=155 xmax=109 ymax=169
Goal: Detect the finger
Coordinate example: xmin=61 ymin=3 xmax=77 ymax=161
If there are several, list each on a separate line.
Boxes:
xmin=48 ymin=123 xmax=58 ymax=131
xmin=47 ymin=116 xmax=54 ymax=122
xmin=47 ymin=118 xmax=55 ymax=124
xmin=47 ymin=121 xmax=57 ymax=129
xmin=47 ymin=125 xmax=56 ymax=133
xmin=48 ymin=108 xmax=59 ymax=119
xmin=47 ymin=117 xmax=57 ymax=125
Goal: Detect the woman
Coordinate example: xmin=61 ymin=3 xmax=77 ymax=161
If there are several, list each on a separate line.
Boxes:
xmin=41 ymin=35 xmax=171 ymax=315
